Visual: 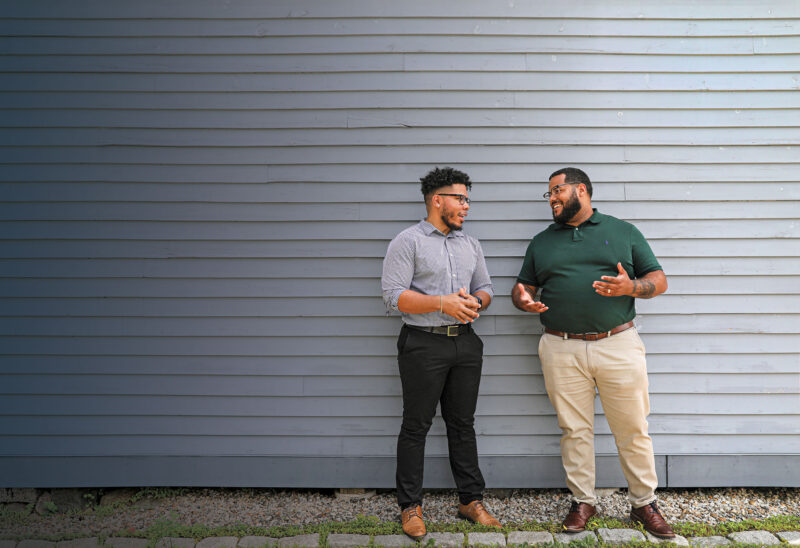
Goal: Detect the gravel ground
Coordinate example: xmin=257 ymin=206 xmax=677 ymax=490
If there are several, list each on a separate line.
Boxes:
xmin=2 ymin=487 xmax=799 ymax=539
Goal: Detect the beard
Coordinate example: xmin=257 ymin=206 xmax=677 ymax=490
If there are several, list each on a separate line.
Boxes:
xmin=442 ymin=204 xmax=464 ymax=231
xmin=552 ymin=188 xmax=582 ymax=224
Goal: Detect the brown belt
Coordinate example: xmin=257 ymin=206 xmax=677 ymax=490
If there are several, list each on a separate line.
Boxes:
xmin=544 ymin=320 xmax=634 ymax=342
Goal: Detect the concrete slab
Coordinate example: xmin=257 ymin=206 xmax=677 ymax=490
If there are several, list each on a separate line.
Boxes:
xmin=597 ymin=529 xmax=645 ymax=545
xmin=104 ymin=539 xmax=148 ymax=548
xmin=727 ymin=531 xmax=779 ymax=545
xmin=553 ymin=531 xmax=597 ymax=545
xmin=0 ymin=541 xmax=18 ymax=548
xmin=237 ymin=537 xmax=276 ymax=548
xmin=326 ymin=535 xmax=369 ymax=548
xmin=424 ymin=533 xmax=463 ymax=548
xmin=196 ymin=539 xmax=237 ymax=548
xmin=372 ymin=536 xmax=416 ymax=548
xmin=18 ymin=542 xmax=56 ymax=548
xmin=777 ymin=532 xmax=800 ymax=546
xmin=507 ymin=532 xmax=553 ymax=546
xmin=645 ymin=532 xmax=689 ymax=546
xmin=688 ymin=537 xmax=730 ymax=546
xmin=155 ymin=539 xmax=195 ymax=548
xmin=57 ymin=539 xmax=100 ymax=548
xmin=467 ymin=532 xmax=505 ymax=546
xmin=276 ymin=535 xmax=319 ymax=548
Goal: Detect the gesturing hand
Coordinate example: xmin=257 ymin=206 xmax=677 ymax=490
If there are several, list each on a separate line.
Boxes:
xmin=513 ymin=282 xmax=549 ymax=314
xmin=593 ymin=262 xmax=634 ymax=297
xmin=441 ymin=287 xmax=480 ymax=323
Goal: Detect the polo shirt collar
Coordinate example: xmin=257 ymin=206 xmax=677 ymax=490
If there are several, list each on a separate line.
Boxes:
xmin=554 ymin=208 xmax=602 ymax=230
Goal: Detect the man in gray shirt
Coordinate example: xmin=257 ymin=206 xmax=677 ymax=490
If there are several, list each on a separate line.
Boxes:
xmin=382 ymin=167 xmax=501 ymax=539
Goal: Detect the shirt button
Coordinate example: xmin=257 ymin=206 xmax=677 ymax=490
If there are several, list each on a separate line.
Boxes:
xmin=452 ymin=274 xmax=456 ymax=277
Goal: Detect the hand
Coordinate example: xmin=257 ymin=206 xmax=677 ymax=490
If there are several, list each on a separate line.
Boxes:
xmin=441 ymin=287 xmax=480 ymax=323
xmin=513 ymin=282 xmax=549 ymax=314
xmin=593 ymin=262 xmax=634 ymax=297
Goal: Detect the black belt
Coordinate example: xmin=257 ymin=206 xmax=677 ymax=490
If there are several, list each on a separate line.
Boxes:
xmin=405 ymin=323 xmax=472 ymax=337
xmin=544 ymin=321 xmax=634 ymax=341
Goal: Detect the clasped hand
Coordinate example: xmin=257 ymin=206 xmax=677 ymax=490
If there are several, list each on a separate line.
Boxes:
xmin=441 ymin=287 xmax=480 ymax=323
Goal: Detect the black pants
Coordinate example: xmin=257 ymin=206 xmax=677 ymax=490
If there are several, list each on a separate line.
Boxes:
xmin=395 ymin=324 xmax=486 ymax=508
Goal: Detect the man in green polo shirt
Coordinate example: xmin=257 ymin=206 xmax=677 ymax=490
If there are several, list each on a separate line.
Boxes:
xmin=512 ymin=167 xmax=675 ymax=539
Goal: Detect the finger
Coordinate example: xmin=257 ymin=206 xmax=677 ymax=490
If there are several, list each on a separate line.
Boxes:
xmin=600 ymin=275 xmax=620 ymax=282
xmin=617 ymin=262 xmax=626 ymax=275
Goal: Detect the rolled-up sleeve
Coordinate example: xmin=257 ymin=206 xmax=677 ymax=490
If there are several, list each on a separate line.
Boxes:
xmin=469 ymin=239 xmax=494 ymax=298
xmin=381 ymin=233 xmax=415 ymax=312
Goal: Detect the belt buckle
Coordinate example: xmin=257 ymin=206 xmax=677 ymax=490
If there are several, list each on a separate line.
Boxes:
xmin=583 ymin=332 xmax=601 ymax=341
xmin=446 ymin=325 xmax=459 ymax=337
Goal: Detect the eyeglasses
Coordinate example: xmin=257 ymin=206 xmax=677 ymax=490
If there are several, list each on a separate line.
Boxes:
xmin=543 ymin=183 xmax=576 ymax=199
xmin=436 ymin=193 xmax=470 ymax=205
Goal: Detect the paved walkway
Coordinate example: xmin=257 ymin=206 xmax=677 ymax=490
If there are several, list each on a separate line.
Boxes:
xmin=4 ymin=529 xmax=800 ymax=547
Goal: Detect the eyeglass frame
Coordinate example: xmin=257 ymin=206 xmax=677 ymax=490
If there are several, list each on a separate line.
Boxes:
xmin=543 ymin=182 xmax=579 ymax=199
xmin=435 ymin=193 xmax=471 ymax=205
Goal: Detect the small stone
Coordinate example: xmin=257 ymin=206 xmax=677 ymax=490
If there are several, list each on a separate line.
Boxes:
xmin=196 ymin=539 xmax=237 ymax=548
xmin=155 ymin=539 xmax=195 ymax=548
xmin=238 ymin=538 xmax=275 ymax=548
xmin=467 ymin=532 xmax=505 ymax=546
xmin=689 ymin=537 xmax=730 ymax=546
xmin=277 ymin=535 xmax=319 ymax=548
xmin=553 ymin=531 xmax=597 ymax=544
xmin=105 ymin=540 xmax=147 ymax=548
xmin=507 ymin=532 xmax=553 ymax=546
xmin=56 ymin=539 xmax=100 ymax=548
xmin=646 ymin=532 xmax=689 ymax=546
xmin=727 ymin=531 xmax=779 ymax=545
xmin=777 ymin=532 xmax=800 ymax=545
xmin=372 ymin=535 xmax=416 ymax=547
xmin=424 ymin=533 xmax=464 ymax=547
xmin=326 ymin=535 xmax=369 ymax=548
xmin=597 ymin=528 xmax=645 ymax=545
xmin=18 ymin=542 xmax=55 ymax=548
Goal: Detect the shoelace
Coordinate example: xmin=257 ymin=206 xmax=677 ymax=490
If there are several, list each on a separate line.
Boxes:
xmin=569 ymin=501 xmax=583 ymax=513
xmin=403 ymin=506 xmax=423 ymax=520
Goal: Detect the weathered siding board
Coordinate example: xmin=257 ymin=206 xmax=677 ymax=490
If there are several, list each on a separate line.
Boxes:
xmin=1 ymin=1 xmax=798 ymax=488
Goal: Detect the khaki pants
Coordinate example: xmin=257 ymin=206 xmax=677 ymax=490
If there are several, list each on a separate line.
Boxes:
xmin=538 ymin=327 xmax=658 ymax=508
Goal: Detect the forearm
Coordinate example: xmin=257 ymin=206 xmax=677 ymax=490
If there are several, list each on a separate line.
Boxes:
xmin=396 ymin=289 xmax=443 ymax=314
xmin=631 ymin=270 xmax=667 ymax=299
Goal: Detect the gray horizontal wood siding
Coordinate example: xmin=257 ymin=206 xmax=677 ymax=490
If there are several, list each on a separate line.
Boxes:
xmin=1 ymin=0 xmax=798 ymax=488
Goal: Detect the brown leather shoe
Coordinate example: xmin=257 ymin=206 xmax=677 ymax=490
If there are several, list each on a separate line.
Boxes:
xmin=631 ymin=501 xmax=675 ymax=539
xmin=457 ymin=500 xmax=502 ymax=527
xmin=562 ymin=501 xmax=597 ymax=532
xmin=401 ymin=505 xmax=426 ymax=540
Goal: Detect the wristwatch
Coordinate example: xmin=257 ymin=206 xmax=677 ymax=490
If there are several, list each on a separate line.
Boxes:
xmin=473 ymin=295 xmax=483 ymax=309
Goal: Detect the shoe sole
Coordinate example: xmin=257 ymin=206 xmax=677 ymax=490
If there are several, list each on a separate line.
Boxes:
xmin=630 ymin=514 xmax=676 ymax=539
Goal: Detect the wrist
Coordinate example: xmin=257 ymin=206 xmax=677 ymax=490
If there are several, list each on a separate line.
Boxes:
xmin=472 ymin=294 xmax=483 ymax=309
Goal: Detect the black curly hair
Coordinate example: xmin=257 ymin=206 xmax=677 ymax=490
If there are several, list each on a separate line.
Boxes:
xmin=420 ymin=166 xmax=472 ymax=203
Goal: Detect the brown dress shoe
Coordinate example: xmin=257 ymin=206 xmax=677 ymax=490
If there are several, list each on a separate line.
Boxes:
xmin=562 ymin=501 xmax=597 ymax=532
xmin=401 ymin=505 xmax=426 ymax=540
xmin=457 ymin=500 xmax=502 ymax=527
xmin=631 ymin=501 xmax=675 ymax=539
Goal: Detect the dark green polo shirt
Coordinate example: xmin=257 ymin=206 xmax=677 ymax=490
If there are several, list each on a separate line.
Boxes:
xmin=517 ymin=210 xmax=662 ymax=333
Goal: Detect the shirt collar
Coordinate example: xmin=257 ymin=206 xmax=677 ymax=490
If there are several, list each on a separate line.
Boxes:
xmin=554 ymin=208 xmax=602 ymax=230
xmin=419 ymin=219 xmax=465 ymax=238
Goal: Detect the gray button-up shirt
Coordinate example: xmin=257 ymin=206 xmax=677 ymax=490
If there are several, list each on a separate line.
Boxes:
xmin=381 ymin=220 xmax=494 ymax=326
